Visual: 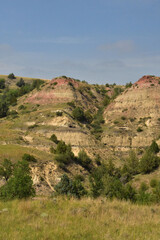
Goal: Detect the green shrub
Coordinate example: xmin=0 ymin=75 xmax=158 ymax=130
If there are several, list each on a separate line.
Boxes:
xmin=67 ymin=101 xmax=76 ymax=108
xmin=56 ymin=111 xmax=63 ymax=116
xmin=149 ymin=140 xmax=159 ymax=153
xmin=0 ymin=160 xmax=35 ymax=200
xmin=0 ymin=99 xmax=9 ymax=118
xmin=136 ymin=182 xmax=152 ymax=205
xmin=54 ymin=174 xmax=87 ymax=198
xmin=78 ymin=150 xmax=92 ymax=169
xmin=18 ymin=105 xmax=26 ymax=110
xmin=0 ymin=79 xmax=5 ymax=89
xmin=8 ymin=73 xmax=16 ymax=79
xmin=16 ymin=78 xmax=25 ymax=87
xmin=0 ymin=159 xmax=13 ymax=181
xmin=22 ymin=154 xmax=37 ymax=162
xmin=50 ymin=134 xmax=59 ymax=144
xmin=103 ymin=95 xmax=110 ymax=106
xmin=54 ymin=141 xmax=75 ymax=165
xmin=139 ymin=150 xmax=160 ymax=174
xmin=137 ymin=127 xmax=143 ymax=132
xmin=125 ymin=82 xmax=132 ymax=88
xmin=89 ymin=168 xmax=104 ymax=198
xmin=84 ymin=110 xmax=93 ymax=124
xmin=121 ymin=116 xmax=126 ymax=120
xmin=150 ymin=179 xmax=158 ymax=188
xmin=72 ymin=107 xmax=85 ymax=122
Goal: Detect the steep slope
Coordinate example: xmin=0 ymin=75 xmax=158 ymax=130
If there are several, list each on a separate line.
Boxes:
xmin=102 ymin=75 xmax=160 ymax=152
xmin=0 ymin=76 xmax=113 ymax=194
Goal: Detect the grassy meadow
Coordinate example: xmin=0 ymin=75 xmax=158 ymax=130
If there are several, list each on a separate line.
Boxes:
xmin=0 ymin=197 xmax=160 ymax=240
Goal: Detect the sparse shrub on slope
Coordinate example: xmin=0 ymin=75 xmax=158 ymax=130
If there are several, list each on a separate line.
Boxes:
xmin=84 ymin=110 xmax=93 ymax=124
xmin=0 ymin=99 xmax=9 ymax=118
xmin=50 ymin=134 xmax=59 ymax=144
xmin=16 ymin=78 xmax=25 ymax=87
xmin=72 ymin=107 xmax=85 ymax=122
xmin=0 ymin=79 xmax=5 ymax=89
xmin=77 ymin=150 xmax=92 ymax=170
xmin=22 ymin=154 xmax=37 ymax=162
xmin=149 ymin=140 xmax=159 ymax=154
xmin=125 ymin=82 xmax=132 ymax=88
xmin=54 ymin=141 xmax=75 ymax=166
xmin=103 ymin=95 xmax=110 ymax=106
xmin=91 ymin=107 xmax=104 ymax=140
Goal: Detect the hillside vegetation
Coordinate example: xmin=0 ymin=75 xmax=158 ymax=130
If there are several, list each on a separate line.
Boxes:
xmin=0 ymin=73 xmax=160 ymax=198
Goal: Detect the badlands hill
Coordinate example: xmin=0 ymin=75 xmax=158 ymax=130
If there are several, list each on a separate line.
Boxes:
xmin=0 ymin=74 xmax=160 ymax=194
xmin=102 ymin=75 xmax=160 ymax=152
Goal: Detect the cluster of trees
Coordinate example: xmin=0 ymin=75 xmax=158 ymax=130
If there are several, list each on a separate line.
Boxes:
xmin=54 ymin=140 xmax=160 ymax=204
xmin=72 ymin=107 xmax=93 ymax=124
xmin=51 ymin=137 xmax=92 ymax=170
xmin=91 ymin=107 xmax=104 ymax=140
xmin=0 ymin=78 xmax=44 ymax=118
xmin=0 ymin=155 xmax=35 ymax=200
xmin=122 ymin=140 xmax=160 ymax=180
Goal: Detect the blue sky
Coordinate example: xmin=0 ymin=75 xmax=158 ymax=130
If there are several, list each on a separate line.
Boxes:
xmin=0 ymin=0 xmax=160 ymax=84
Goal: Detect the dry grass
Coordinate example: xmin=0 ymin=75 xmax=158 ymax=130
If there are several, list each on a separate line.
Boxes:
xmin=0 ymin=144 xmax=53 ymax=164
xmin=0 ymin=197 xmax=160 ymax=240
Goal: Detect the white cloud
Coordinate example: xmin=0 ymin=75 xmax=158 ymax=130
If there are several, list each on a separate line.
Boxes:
xmin=28 ymin=36 xmax=90 ymax=45
xmin=99 ymin=40 xmax=135 ymax=53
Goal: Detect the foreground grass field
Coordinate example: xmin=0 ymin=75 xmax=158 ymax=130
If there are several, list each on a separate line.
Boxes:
xmin=0 ymin=197 xmax=160 ymax=240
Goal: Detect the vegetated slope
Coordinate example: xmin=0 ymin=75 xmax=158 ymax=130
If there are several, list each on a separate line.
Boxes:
xmin=102 ymin=75 xmax=160 ymax=152
xmin=1 ymin=74 xmax=160 ymax=196
xmin=0 ymin=75 xmax=114 ymax=194
xmin=16 ymin=76 xmax=110 ymax=156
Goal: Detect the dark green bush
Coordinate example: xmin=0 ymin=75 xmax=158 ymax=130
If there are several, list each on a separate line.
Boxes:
xmin=22 ymin=154 xmax=37 ymax=162
xmin=67 ymin=101 xmax=76 ymax=108
xmin=77 ymin=150 xmax=92 ymax=169
xmin=103 ymin=95 xmax=110 ymax=106
xmin=0 ymin=160 xmax=35 ymax=200
xmin=149 ymin=140 xmax=159 ymax=154
xmin=84 ymin=110 xmax=93 ymax=124
xmin=16 ymin=78 xmax=25 ymax=87
xmin=72 ymin=107 xmax=85 ymax=122
xmin=8 ymin=73 xmax=16 ymax=79
xmin=18 ymin=105 xmax=26 ymax=110
xmin=0 ymin=79 xmax=5 ymax=89
xmin=139 ymin=150 xmax=160 ymax=174
xmin=50 ymin=134 xmax=59 ymax=144
xmin=54 ymin=141 xmax=75 ymax=165
xmin=56 ymin=111 xmax=63 ymax=116
xmin=54 ymin=174 xmax=87 ymax=198
xmin=125 ymin=82 xmax=132 ymax=88
xmin=137 ymin=127 xmax=143 ymax=132
xmin=0 ymin=99 xmax=9 ymax=118
xmin=121 ymin=116 xmax=126 ymax=120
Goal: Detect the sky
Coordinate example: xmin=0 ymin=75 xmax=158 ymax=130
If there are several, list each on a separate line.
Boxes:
xmin=0 ymin=0 xmax=160 ymax=84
